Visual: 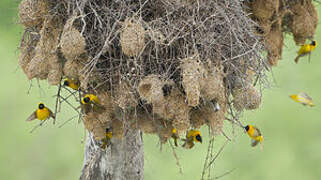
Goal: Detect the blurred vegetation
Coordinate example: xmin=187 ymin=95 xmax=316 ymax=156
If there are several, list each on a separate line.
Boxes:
xmin=1 ymin=1 xmax=321 ymax=179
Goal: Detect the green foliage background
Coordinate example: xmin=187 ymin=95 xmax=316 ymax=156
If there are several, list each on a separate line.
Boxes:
xmin=0 ymin=1 xmax=321 ymax=179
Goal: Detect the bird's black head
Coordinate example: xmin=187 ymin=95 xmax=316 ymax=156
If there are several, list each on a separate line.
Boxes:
xmin=83 ymin=97 xmax=90 ymax=104
xmin=244 ymin=125 xmax=250 ymax=132
xmin=38 ymin=103 xmax=45 ymax=109
xmin=106 ymin=128 xmax=111 ymax=132
xmin=196 ymin=134 xmax=202 ymax=143
xmin=63 ymin=80 xmax=70 ymax=86
xmin=311 ymin=40 xmax=316 ymax=46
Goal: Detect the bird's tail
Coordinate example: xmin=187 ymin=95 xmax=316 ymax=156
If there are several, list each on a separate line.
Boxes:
xmin=294 ymin=56 xmax=300 ymax=63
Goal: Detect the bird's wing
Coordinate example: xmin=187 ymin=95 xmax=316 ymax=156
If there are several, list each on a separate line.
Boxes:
xmin=26 ymin=111 xmax=37 ymax=121
xmin=253 ymin=126 xmax=262 ymax=137
xmin=49 ymin=108 xmax=56 ymax=119
xmin=299 ymin=92 xmax=312 ymax=101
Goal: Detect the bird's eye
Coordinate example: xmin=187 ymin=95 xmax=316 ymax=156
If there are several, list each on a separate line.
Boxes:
xmin=83 ymin=97 xmax=90 ymax=103
xmin=244 ymin=125 xmax=249 ymax=131
xmin=195 ymin=134 xmax=202 ymax=142
xmin=38 ymin=103 xmax=45 ymax=109
xmin=63 ymin=80 xmax=69 ymax=86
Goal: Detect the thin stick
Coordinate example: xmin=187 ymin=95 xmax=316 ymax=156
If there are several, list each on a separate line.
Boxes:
xmin=53 ymin=81 xmax=62 ymax=125
xmin=205 ymin=140 xmax=229 ymax=170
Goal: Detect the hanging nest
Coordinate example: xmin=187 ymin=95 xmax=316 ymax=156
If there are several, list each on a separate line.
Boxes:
xmin=120 ymin=17 xmax=146 ymax=57
xmin=63 ymin=59 xmax=85 ymax=80
xmin=288 ymin=2 xmax=318 ymax=45
xmin=233 ymin=84 xmax=262 ymax=111
xmin=82 ymin=92 xmax=114 ymax=140
xmin=138 ymin=74 xmax=164 ymax=104
xmin=266 ymin=19 xmax=284 ymax=66
xmin=251 ymin=0 xmax=279 ymax=20
xmin=60 ymin=16 xmax=87 ymax=61
xmin=18 ymin=0 xmax=48 ymax=28
xmin=200 ymin=61 xmax=226 ymax=102
xmin=181 ymin=54 xmax=204 ymax=107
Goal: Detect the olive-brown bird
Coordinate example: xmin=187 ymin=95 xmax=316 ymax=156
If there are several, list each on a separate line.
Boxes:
xmin=244 ymin=125 xmax=263 ymax=147
xmin=26 ymin=103 xmax=55 ymax=121
xmin=294 ymin=40 xmax=317 ymax=63
xmin=182 ymin=129 xmax=202 ymax=149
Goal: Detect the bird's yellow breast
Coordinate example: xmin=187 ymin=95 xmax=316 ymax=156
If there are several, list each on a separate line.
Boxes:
xmin=298 ymin=44 xmax=316 ymax=55
xmin=69 ymin=82 xmax=79 ymax=90
xmin=36 ymin=108 xmax=50 ymax=120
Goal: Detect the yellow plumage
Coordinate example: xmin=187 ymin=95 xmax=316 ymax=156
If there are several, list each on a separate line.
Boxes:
xmin=295 ymin=40 xmax=317 ymax=63
xmin=182 ymin=129 xmax=202 ymax=149
xmin=101 ymin=128 xmax=113 ymax=149
xmin=26 ymin=103 xmax=55 ymax=121
xmin=245 ymin=125 xmax=263 ymax=147
xmin=63 ymin=78 xmax=80 ymax=90
xmin=290 ymin=92 xmax=315 ymax=107
xmin=171 ymin=128 xmax=179 ymax=147
xmin=81 ymin=94 xmax=101 ymax=105
xmin=81 ymin=94 xmax=104 ymax=113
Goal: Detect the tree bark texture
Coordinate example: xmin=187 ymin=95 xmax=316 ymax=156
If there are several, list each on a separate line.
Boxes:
xmin=80 ymin=130 xmax=144 ymax=180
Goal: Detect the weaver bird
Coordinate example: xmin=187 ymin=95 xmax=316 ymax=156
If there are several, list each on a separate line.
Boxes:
xmin=182 ymin=129 xmax=202 ymax=149
xmin=63 ymin=78 xmax=80 ymax=90
xmin=171 ymin=128 xmax=179 ymax=147
xmin=81 ymin=94 xmax=104 ymax=113
xmin=81 ymin=94 xmax=101 ymax=105
xmin=244 ymin=125 xmax=263 ymax=147
xmin=101 ymin=128 xmax=113 ymax=149
xmin=26 ymin=103 xmax=55 ymax=121
xmin=294 ymin=40 xmax=317 ymax=63
xmin=290 ymin=92 xmax=315 ymax=107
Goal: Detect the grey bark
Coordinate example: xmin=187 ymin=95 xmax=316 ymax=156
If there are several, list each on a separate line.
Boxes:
xmin=80 ymin=130 xmax=144 ymax=180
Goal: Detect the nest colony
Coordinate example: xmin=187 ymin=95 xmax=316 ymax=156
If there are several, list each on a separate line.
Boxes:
xmin=244 ymin=0 xmax=318 ymax=66
xmin=17 ymin=0 xmax=317 ymax=145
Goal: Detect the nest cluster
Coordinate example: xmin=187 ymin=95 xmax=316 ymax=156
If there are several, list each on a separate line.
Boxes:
xmin=18 ymin=0 xmax=317 ymax=144
xmin=244 ymin=0 xmax=318 ymax=66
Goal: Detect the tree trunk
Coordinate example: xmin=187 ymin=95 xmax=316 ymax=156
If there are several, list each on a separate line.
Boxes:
xmin=80 ymin=130 xmax=144 ymax=180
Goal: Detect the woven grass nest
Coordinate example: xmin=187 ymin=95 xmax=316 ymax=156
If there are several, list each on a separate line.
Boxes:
xmin=19 ymin=0 xmax=317 ymax=145
xmin=245 ymin=0 xmax=318 ymax=66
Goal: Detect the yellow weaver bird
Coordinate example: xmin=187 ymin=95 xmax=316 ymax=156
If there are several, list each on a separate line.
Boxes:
xmin=294 ymin=40 xmax=317 ymax=63
xmin=81 ymin=94 xmax=104 ymax=113
xmin=101 ymin=128 xmax=113 ymax=149
xmin=182 ymin=129 xmax=202 ymax=149
xmin=81 ymin=94 xmax=101 ymax=105
xmin=244 ymin=125 xmax=263 ymax=147
xmin=26 ymin=103 xmax=55 ymax=121
xmin=290 ymin=92 xmax=315 ymax=107
xmin=171 ymin=128 xmax=179 ymax=147
xmin=63 ymin=78 xmax=80 ymax=90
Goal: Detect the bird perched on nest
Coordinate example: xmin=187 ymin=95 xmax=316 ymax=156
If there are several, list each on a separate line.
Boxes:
xmin=290 ymin=92 xmax=315 ymax=107
xmin=294 ymin=40 xmax=317 ymax=63
xmin=81 ymin=94 xmax=104 ymax=113
xmin=63 ymin=78 xmax=80 ymax=91
xmin=172 ymin=128 xmax=179 ymax=147
xmin=100 ymin=128 xmax=113 ymax=149
xmin=81 ymin=94 xmax=101 ymax=105
xmin=244 ymin=125 xmax=263 ymax=147
xmin=182 ymin=129 xmax=202 ymax=149
xmin=26 ymin=103 xmax=55 ymax=121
